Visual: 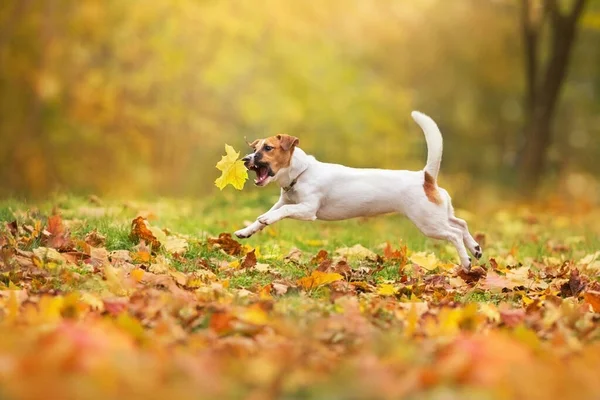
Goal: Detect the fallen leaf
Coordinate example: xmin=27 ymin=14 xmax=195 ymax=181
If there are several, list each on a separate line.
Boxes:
xmin=410 ymin=252 xmax=439 ymax=271
xmin=335 ymin=244 xmax=377 ymax=261
xmin=297 ymin=270 xmax=343 ymax=290
xmin=148 ymin=255 xmax=170 ymax=274
xmin=32 ymin=247 xmax=65 ymax=268
xmin=311 ymin=249 xmax=329 ymax=264
xmin=458 ymin=266 xmax=486 ymax=283
xmin=583 ymin=291 xmax=600 ymax=312
xmin=241 ymin=250 xmax=257 ymax=269
xmin=560 ymin=269 xmax=585 ymax=298
xmin=163 ymin=236 xmax=188 ymax=255
xmin=481 ymin=270 xmax=515 ymax=292
xmin=130 ymin=217 xmax=161 ymax=249
xmin=383 ymin=242 xmax=408 ymax=265
xmin=284 ymin=248 xmax=302 ymax=263
xmin=272 ymin=282 xmax=289 ymax=295
xmin=46 ymin=214 xmax=73 ymax=250
xmin=208 ymin=233 xmax=243 ymax=256
xmin=254 ymin=263 xmax=272 ymax=273
xmin=377 ymin=283 xmax=398 ymax=296
xmin=84 ymin=229 xmax=106 ymax=247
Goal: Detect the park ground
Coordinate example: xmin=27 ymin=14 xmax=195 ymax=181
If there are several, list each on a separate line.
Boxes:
xmin=0 ymin=192 xmax=599 ymax=399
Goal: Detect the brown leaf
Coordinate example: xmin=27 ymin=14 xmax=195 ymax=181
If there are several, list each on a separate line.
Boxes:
xmin=488 ymin=258 xmax=499 ymax=271
xmin=7 ymin=221 xmax=18 ymax=238
xmin=272 ymin=282 xmax=289 ymax=296
xmin=207 ymin=233 xmax=242 ymax=256
xmin=61 ymin=251 xmax=90 ymax=265
xmin=458 ymin=266 xmax=486 ymax=283
xmin=241 ymin=249 xmax=257 ymax=269
xmin=284 ymin=248 xmax=302 ymax=263
xmin=331 ymin=260 xmax=351 ymax=278
xmin=84 ymin=229 xmax=106 ymax=247
xmin=560 ymin=269 xmax=586 ymax=298
xmin=350 ymin=281 xmax=374 ymax=292
xmin=130 ymin=216 xmax=161 ymax=250
xmin=316 ymin=258 xmax=333 ymax=272
xmin=46 ymin=214 xmax=73 ymax=251
xmin=311 ymin=249 xmax=329 ymax=265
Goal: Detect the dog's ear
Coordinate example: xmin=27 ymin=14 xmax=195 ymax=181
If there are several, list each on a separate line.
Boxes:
xmin=277 ymin=134 xmax=299 ymax=151
xmin=246 ymin=138 xmax=260 ymax=149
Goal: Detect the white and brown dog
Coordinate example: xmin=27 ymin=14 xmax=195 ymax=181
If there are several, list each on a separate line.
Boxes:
xmin=234 ymin=111 xmax=481 ymax=270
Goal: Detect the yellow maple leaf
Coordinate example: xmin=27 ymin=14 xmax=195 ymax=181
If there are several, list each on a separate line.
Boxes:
xmin=335 ymin=244 xmax=377 ymax=260
xmin=409 ymin=252 xmax=439 ymax=271
xmin=376 ymin=283 xmax=398 ymax=296
xmin=215 ymin=144 xmax=248 ymax=190
xmin=297 ymin=270 xmax=343 ymax=290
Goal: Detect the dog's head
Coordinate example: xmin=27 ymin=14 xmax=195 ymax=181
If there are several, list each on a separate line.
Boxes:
xmin=242 ymin=134 xmax=299 ymax=186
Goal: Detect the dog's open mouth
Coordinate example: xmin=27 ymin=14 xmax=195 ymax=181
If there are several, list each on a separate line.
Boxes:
xmin=250 ymin=164 xmax=270 ymax=185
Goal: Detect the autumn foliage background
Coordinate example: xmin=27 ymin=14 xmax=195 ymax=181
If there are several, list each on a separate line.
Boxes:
xmin=1 ymin=0 xmax=600 ymax=200
xmin=2 ymin=2 xmax=600 ymax=400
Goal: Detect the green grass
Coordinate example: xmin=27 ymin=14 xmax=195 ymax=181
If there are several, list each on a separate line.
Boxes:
xmin=1 ymin=192 xmax=599 ymax=295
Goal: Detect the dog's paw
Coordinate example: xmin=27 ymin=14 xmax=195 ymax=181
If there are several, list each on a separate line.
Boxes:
xmin=466 ymin=257 xmax=472 ymax=270
xmin=234 ymin=229 xmax=251 ymax=239
xmin=474 ymin=245 xmax=483 ymax=260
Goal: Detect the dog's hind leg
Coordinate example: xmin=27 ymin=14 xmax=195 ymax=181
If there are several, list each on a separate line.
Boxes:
xmin=448 ymin=215 xmax=481 ymax=259
xmin=439 ymin=190 xmax=482 ymax=259
xmin=425 ymin=224 xmax=472 ymax=270
xmin=407 ymin=206 xmax=472 ymax=269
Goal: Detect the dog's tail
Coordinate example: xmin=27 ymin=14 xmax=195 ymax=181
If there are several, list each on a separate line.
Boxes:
xmin=411 ymin=111 xmax=443 ymax=180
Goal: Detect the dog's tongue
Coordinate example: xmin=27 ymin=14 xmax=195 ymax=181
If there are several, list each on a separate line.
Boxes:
xmin=254 ymin=166 xmax=269 ymax=184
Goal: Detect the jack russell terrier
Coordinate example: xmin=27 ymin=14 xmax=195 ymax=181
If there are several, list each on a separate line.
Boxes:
xmin=234 ymin=111 xmax=481 ymax=270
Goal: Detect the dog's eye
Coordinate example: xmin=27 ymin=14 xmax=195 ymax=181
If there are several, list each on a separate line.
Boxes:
xmin=264 ymin=145 xmax=273 ymax=151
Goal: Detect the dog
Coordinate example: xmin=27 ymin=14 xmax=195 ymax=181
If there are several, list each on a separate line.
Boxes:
xmin=234 ymin=111 xmax=481 ymax=270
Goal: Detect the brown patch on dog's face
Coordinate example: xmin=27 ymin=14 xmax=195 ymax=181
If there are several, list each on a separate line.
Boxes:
xmin=244 ymin=134 xmax=299 ymax=186
xmin=423 ymin=171 xmax=442 ymax=205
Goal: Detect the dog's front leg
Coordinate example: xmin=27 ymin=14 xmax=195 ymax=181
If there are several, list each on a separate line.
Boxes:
xmin=234 ymin=197 xmax=286 ymax=239
xmin=257 ymin=203 xmax=318 ymax=226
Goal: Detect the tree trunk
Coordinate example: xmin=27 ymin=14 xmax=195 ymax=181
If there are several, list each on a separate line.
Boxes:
xmin=518 ymin=0 xmax=587 ymax=194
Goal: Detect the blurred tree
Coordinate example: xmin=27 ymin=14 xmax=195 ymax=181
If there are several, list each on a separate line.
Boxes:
xmin=519 ymin=0 xmax=588 ymax=194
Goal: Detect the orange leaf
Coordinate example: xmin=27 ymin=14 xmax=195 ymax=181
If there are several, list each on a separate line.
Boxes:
xmin=210 ymin=311 xmax=235 ymax=335
xmin=46 ymin=214 xmax=73 ymax=250
xmin=130 ymin=216 xmax=161 ymax=249
xmin=584 ymin=291 xmax=600 ymax=312
xmin=311 ymin=249 xmax=329 ymax=265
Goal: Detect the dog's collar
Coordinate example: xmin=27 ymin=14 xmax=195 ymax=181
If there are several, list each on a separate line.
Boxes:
xmin=282 ymin=169 xmax=307 ymax=192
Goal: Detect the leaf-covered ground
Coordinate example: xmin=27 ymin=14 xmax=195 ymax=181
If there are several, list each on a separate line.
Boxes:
xmin=0 ymin=193 xmax=599 ymax=400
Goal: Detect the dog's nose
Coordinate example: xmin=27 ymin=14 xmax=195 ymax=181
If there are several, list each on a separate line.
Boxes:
xmin=242 ymin=154 xmax=253 ymax=163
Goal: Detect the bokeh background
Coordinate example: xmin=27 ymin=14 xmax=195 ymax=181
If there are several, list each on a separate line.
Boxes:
xmin=1 ymin=0 xmax=599 ymax=202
